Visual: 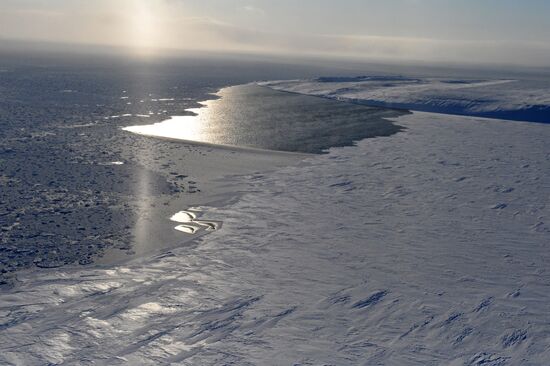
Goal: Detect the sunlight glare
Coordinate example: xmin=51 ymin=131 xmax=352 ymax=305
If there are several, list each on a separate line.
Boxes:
xmin=126 ymin=0 xmax=166 ymax=55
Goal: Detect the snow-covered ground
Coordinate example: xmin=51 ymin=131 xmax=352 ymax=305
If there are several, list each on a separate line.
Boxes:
xmin=260 ymin=76 xmax=550 ymax=122
xmin=1 ymin=110 xmax=549 ymax=365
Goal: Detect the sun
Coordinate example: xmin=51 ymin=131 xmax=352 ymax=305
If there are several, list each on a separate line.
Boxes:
xmin=126 ymin=0 xmax=164 ymax=54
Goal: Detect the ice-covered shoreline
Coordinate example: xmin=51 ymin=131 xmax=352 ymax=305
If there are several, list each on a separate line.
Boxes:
xmin=259 ymin=76 xmax=550 ymax=123
xmin=1 ymin=110 xmax=549 ymax=365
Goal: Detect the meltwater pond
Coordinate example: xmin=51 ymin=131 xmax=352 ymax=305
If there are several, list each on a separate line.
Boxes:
xmin=124 ymin=84 xmax=406 ymax=154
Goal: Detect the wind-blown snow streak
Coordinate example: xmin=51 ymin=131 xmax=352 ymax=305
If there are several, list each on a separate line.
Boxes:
xmin=260 ymin=76 xmax=550 ymax=123
xmin=1 ymin=112 xmax=549 ymax=365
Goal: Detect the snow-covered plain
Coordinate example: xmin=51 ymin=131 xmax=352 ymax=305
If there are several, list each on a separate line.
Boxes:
xmin=260 ymin=76 xmax=550 ymax=122
xmin=1 ymin=110 xmax=549 ymax=365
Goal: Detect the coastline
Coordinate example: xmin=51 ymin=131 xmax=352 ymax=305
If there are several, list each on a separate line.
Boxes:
xmin=99 ymin=82 xmax=404 ymax=264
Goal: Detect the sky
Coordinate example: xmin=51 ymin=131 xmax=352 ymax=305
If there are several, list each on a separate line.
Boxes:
xmin=1 ymin=0 xmax=550 ymax=66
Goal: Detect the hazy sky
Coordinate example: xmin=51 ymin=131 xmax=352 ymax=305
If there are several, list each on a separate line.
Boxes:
xmin=1 ymin=0 xmax=550 ymax=66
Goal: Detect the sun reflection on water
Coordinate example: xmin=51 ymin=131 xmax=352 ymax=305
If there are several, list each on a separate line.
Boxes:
xmin=122 ymin=98 xmax=222 ymax=145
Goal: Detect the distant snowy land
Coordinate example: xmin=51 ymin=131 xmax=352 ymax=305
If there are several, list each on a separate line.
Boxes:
xmin=260 ymin=76 xmax=550 ymax=123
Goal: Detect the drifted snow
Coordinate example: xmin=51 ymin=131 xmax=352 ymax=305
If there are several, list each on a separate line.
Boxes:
xmin=1 ymin=112 xmax=549 ymax=365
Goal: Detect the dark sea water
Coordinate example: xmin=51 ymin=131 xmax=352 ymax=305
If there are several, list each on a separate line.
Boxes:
xmin=0 ymin=51 xmax=404 ymax=279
